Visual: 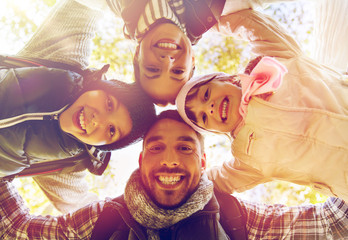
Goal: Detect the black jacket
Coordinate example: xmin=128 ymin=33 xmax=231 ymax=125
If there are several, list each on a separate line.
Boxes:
xmin=91 ymin=192 xmax=247 ymax=240
xmin=0 ymin=56 xmax=110 ymax=178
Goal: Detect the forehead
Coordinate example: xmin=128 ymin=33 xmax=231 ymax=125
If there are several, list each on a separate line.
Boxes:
xmin=144 ymin=119 xmax=199 ymax=144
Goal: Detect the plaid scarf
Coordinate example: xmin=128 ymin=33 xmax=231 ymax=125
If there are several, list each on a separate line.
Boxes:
xmin=125 ymin=169 xmax=213 ymax=240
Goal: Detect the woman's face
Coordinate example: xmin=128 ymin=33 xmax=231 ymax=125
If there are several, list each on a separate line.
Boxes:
xmin=137 ymin=23 xmax=195 ymax=105
xmin=185 ymin=79 xmax=242 ymax=133
xmin=59 ymin=90 xmax=132 ymax=146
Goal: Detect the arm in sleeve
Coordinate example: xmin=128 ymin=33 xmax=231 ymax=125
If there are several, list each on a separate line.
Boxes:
xmin=33 ymin=170 xmax=99 ymax=214
xmin=238 ymin=197 xmax=348 ymax=239
xmin=75 ymin=0 xmax=110 ymax=11
xmin=207 ymin=157 xmax=269 ymax=193
xmin=0 ymin=180 xmax=105 ymax=240
xmin=17 ymin=0 xmax=103 ymax=69
xmin=105 ymin=0 xmax=123 ymax=17
xmin=212 ymin=9 xmax=302 ymax=59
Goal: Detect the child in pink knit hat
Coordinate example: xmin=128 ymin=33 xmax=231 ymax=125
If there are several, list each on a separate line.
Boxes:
xmin=175 ymin=9 xmax=348 ymax=202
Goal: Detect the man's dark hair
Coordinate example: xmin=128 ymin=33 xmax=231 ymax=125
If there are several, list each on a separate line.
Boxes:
xmin=144 ymin=110 xmax=205 ymax=152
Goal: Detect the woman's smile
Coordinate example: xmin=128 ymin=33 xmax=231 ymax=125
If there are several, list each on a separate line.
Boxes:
xmin=59 ymin=90 xmax=132 ymax=146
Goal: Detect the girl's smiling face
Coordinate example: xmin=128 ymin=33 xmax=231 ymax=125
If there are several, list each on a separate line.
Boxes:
xmin=185 ymin=79 xmax=243 ymax=133
xmin=59 ymin=90 xmax=132 ymax=146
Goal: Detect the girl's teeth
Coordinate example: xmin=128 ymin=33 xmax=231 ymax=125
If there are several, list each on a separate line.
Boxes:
xmin=79 ymin=110 xmax=86 ymax=130
xmin=158 ymin=176 xmax=181 ymax=185
xmin=157 ymin=42 xmax=178 ymax=49
xmin=222 ymin=100 xmax=228 ymax=119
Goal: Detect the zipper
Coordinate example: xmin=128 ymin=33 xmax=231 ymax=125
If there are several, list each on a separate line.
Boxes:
xmin=0 ymin=105 xmax=68 ymax=129
xmin=246 ymin=132 xmax=255 ymax=155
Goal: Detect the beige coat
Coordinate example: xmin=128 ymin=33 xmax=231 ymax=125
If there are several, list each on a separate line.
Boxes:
xmin=208 ymin=9 xmax=348 ymax=201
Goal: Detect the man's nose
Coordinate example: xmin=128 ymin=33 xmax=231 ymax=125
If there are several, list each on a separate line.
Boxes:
xmin=160 ymin=149 xmax=179 ymax=167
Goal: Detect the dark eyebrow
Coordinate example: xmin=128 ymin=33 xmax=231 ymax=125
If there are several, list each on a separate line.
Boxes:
xmin=145 ymin=136 xmax=163 ymax=144
xmin=145 ymin=135 xmax=196 ymax=144
xmin=177 ymin=136 xmax=196 ymax=143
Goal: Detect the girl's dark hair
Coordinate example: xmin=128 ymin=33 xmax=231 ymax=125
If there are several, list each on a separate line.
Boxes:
xmin=75 ymin=70 xmax=156 ymax=151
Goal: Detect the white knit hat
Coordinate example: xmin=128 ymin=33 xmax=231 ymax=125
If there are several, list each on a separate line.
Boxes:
xmin=175 ymin=72 xmax=232 ymax=133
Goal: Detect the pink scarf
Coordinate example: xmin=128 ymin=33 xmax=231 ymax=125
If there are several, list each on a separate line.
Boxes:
xmin=232 ymin=57 xmax=287 ymax=137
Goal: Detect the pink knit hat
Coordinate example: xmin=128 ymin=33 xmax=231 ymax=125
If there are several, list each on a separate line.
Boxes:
xmin=175 ymin=72 xmax=232 ymax=133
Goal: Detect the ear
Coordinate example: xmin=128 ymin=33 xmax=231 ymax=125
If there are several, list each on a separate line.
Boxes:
xmin=138 ymin=151 xmax=143 ymax=167
xmin=200 ymin=153 xmax=206 ymax=175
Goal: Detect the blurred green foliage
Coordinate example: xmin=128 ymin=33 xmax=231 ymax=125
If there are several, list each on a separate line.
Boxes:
xmin=1 ymin=0 xmax=327 ymax=216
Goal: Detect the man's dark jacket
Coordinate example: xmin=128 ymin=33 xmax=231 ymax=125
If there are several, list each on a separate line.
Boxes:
xmin=91 ymin=191 xmax=247 ymax=240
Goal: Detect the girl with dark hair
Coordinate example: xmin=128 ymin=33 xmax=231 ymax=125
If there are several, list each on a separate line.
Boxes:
xmin=0 ymin=0 xmax=155 ymax=213
xmin=0 ymin=67 xmax=155 ymax=176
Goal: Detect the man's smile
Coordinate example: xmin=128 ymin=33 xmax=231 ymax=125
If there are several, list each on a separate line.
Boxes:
xmin=154 ymin=173 xmax=185 ymax=189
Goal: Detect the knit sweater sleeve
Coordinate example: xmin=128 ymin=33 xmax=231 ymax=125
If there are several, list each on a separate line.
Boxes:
xmin=207 ymin=157 xmax=268 ymax=194
xmin=33 ymin=171 xmax=99 ymax=214
xmin=17 ymin=0 xmax=103 ymax=69
xmin=212 ymin=9 xmax=302 ymax=59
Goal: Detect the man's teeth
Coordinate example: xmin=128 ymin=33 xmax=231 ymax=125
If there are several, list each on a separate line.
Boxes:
xmin=79 ymin=109 xmax=86 ymax=130
xmin=222 ymin=99 xmax=228 ymax=119
xmin=158 ymin=176 xmax=181 ymax=185
xmin=157 ymin=42 xmax=178 ymax=50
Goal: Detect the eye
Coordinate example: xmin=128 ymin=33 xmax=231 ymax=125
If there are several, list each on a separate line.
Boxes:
xmin=202 ymin=113 xmax=207 ymax=125
xmin=172 ymin=69 xmax=184 ymax=75
xmin=149 ymin=145 xmax=164 ymax=153
xmin=107 ymin=97 xmax=113 ymax=111
xmin=109 ymin=125 xmax=116 ymax=137
xmin=177 ymin=145 xmax=193 ymax=154
xmin=146 ymin=67 xmax=160 ymax=73
xmin=203 ymin=88 xmax=209 ymax=101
